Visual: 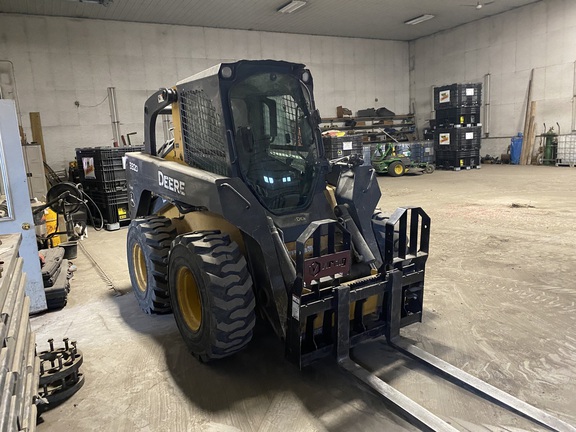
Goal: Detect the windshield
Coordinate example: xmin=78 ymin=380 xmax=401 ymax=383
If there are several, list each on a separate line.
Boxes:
xmin=230 ymin=73 xmax=318 ymax=213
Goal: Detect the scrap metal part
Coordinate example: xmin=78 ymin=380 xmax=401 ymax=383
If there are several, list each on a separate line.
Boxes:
xmin=37 ymin=338 xmax=84 ymax=411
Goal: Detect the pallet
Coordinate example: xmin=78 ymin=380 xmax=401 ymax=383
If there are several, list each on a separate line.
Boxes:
xmin=444 ymin=164 xmax=481 ymax=171
xmin=105 ymin=219 xmax=131 ymax=231
xmin=555 ymin=162 xmax=575 ymax=167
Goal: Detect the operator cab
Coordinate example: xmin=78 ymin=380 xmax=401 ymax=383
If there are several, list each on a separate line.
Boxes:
xmin=165 ymin=61 xmax=325 ymax=217
xmin=227 ymin=69 xmax=321 ymax=214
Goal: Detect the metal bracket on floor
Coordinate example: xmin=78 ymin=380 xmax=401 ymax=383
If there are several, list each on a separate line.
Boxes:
xmin=37 ymin=338 xmax=85 ymax=411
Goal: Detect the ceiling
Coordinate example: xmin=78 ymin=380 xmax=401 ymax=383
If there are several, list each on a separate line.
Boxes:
xmin=0 ymin=0 xmax=540 ymax=41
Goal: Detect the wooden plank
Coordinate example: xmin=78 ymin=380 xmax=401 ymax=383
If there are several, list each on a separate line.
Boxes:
xmin=520 ymin=69 xmax=534 ymax=165
xmin=522 ymin=102 xmax=536 ymax=165
xmin=28 ymin=112 xmax=46 ymax=163
xmin=528 ymin=115 xmax=537 ymax=164
xmin=523 ymin=114 xmax=533 ymax=165
xmin=528 ymin=102 xmax=537 ymax=164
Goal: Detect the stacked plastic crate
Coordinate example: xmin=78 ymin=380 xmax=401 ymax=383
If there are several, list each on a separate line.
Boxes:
xmin=322 ymin=135 xmax=364 ymax=160
xmin=433 ymin=83 xmax=482 ymax=170
xmin=408 ymin=141 xmax=435 ymax=164
xmin=75 ymin=146 xmax=144 ymax=230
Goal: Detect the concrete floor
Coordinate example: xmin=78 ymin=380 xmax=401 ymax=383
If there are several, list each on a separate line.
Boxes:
xmin=31 ymin=165 xmax=576 ymax=432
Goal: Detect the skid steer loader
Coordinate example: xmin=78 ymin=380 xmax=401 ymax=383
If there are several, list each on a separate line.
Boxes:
xmin=125 ymin=60 xmax=574 ymax=432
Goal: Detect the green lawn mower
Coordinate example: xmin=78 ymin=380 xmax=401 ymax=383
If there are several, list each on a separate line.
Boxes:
xmin=372 ymin=142 xmax=435 ymax=177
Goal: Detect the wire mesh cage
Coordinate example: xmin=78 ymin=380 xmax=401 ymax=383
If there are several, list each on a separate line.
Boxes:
xmin=557 ymin=134 xmax=576 ymax=166
xmin=180 ymin=89 xmax=229 ymax=176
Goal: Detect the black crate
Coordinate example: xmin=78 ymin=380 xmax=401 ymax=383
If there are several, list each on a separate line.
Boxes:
xmin=88 ymin=199 xmax=130 ymax=226
xmin=80 ymin=166 xmax=129 ymax=185
xmin=76 ymin=145 xmax=144 ymax=169
xmin=81 ymin=178 xmax=127 ymax=194
xmin=435 ymin=149 xmax=481 ymax=170
xmin=409 ymin=141 xmax=435 ymax=164
xmin=436 ymin=148 xmax=479 ymax=159
xmin=76 ymin=146 xmax=144 ymax=184
xmin=100 ymin=165 xmax=129 ymax=182
xmin=434 ymin=83 xmax=482 ymax=109
xmin=86 ymin=189 xmax=128 ymax=206
xmin=434 ymin=126 xmax=482 ymax=151
xmin=322 ymin=135 xmax=364 ymax=160
xmin=436 ymin=105 xmax=481 ymax=127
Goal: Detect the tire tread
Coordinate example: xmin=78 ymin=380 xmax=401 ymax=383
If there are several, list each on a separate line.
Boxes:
xmin=171 ymin=231 xmax=256 ymax=361
xmin=127 ymin=216 xmax=177 ymax=314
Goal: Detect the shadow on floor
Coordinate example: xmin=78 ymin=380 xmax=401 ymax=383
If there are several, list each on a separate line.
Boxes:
xmin=112 ymin=291 xmax=416 ymax=431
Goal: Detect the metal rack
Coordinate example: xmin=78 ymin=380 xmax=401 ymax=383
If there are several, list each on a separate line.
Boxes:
xmin=556 ymin=134 xmax=576 ymax=167
xmin=0 ymin=234 xmax=40 ymax=432
xmin=320 ymin=114 xmax=417 ymax=142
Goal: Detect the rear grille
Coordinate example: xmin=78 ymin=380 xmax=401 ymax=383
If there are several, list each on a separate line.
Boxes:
xmin=179 ymin=89 xmax=228 ymax=176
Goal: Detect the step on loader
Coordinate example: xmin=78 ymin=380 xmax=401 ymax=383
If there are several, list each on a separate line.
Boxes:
xmin=125 ymin=60 xmax=575 ymax=432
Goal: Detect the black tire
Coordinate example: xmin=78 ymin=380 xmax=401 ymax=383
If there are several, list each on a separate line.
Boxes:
xmin=424 ymin=164 xmax=435 ymax=174
xmin=388 ymin=161 xmax=405 ymax=177
xmin=127 ymin=216 xmax=177 ymax=314
xmin=168 ymin=231 xmax=256 ymax=362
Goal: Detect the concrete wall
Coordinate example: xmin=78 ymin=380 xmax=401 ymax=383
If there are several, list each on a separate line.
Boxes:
xmin=410 ymin=0 xmax=576 ymax=156
xmin=0 ymin=13 xmax=409 ymax=171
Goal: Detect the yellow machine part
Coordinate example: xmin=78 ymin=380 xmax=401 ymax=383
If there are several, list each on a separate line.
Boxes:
xmin=157 ymin=205 xmax=245 ymax=253
xmin=325 ymin=184 xmax=338 ymax=210
xmin=45 ymin=208 xmax=61 ymax=247
xmin=160 ymin=97 xmax=186 ymax=164
xmin=157 ymin=193 xmax=379 ymax=332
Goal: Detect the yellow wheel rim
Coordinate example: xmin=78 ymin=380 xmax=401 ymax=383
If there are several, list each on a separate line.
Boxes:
xmin=133 ymin=244 xmax=147 ymax=293
xmin=394 ymin=164 xmax=404 ymax=175
xmin=176 ymin=267 xmax=202 ymax=332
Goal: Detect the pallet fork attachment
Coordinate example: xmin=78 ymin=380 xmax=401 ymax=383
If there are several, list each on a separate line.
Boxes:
xmin=386 ymin=339 xmax=576 ymax=432
xmin=337 ymin=275 xmax=576 ymax=431
xmin=335 ymin=209 xmax=576 ymax=432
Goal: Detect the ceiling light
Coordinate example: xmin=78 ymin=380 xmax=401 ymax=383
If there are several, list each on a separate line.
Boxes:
xmin=277 ymin=1 xmax=306 ymax=14
xmin=404 ymin=14 xmax=435 ymax=25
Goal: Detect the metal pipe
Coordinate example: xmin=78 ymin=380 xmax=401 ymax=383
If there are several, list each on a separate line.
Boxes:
xmin=483 ymin=73 xmax=491 ymax=136
xmin=107 ymin=87 xmax=121 ymax=147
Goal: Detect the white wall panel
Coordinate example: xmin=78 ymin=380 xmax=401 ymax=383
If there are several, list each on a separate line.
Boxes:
xmin=410 ymin=0 xmax=576 ymax=155
xmin=0 ymin=14 xmax=410 ymax=170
